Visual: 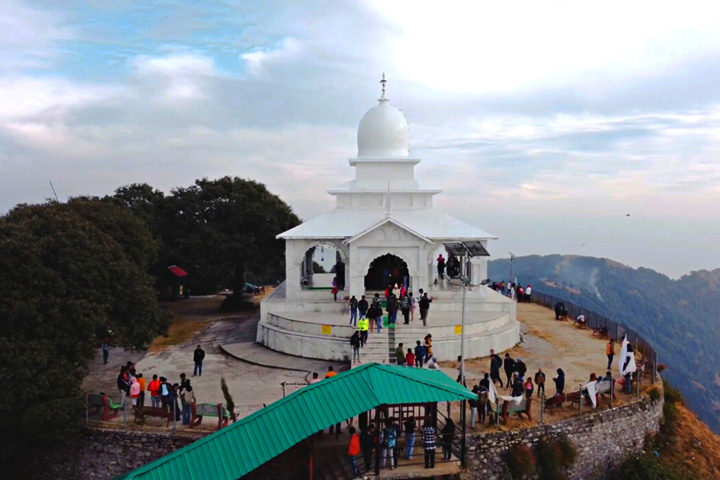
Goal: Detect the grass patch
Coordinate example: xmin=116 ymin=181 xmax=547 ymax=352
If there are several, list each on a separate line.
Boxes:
xmin=148 ymin=315 xmax=212 ymax=353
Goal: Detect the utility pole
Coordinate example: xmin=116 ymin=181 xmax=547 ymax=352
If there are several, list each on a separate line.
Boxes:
xmin=509 ymin=252 xmax=515 ymax=284
xmin=460 ymin=277 xmax=467 ymax=383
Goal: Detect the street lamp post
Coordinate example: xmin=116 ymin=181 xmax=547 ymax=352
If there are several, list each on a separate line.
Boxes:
xmin=460 ymin=276 xmax=467 ymax=384
xmin=509 ymin=252 xmax=515 ymax=284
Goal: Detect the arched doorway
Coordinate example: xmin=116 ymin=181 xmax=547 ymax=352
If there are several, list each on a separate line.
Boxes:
xmin=365 ymin=254 xmax=409 ymax=291
xmin=300 ymin=244 xmax=346 ymax=290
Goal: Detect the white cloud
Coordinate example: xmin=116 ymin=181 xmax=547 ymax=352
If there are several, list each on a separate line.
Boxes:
xmin=0 ymin=0 xmax=74 ymax=70
xmin=1 ymin=1 xmax=720 ymax=276
xmin=132 ymin=50 xmax=218 ymax=101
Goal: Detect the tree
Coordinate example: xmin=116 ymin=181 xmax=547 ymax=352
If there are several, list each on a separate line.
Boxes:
xmin=160 ymin=177 xmax=300 ymax=296
xmin=0 ymin=201 xmax=168 ymax=467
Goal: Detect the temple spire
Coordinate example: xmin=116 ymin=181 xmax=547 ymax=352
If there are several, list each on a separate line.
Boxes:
xmin=379 ymin=72 xmax=388 ymax=102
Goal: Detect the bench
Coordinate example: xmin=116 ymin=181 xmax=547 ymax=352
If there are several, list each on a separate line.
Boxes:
xmin=545 ymin=392 xmax=579 ymax=412
xmin=493 ymin=396 xmax=532 ymax=424
xmin=592 ymin=326 xmax=609 ymax=338
xmin=190 ymin=402 xmax=230 ymax=430
xmin=133 ymin=405 xmax=173 ymax=426
xmin=87 ymin=393 xmax=122 ymax=421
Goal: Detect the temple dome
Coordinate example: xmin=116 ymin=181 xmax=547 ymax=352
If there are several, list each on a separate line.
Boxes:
xmin=357 ymin=99 xmax=409 ymax=158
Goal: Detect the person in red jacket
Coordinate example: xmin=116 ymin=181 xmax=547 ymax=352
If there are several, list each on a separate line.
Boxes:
xmin=405 ymin=348 xmax=415 ymax=368
xmin=147 ymin=374 xmax=162 ymax=408
xmin=348 ymin=426 xmax=361 ymax=477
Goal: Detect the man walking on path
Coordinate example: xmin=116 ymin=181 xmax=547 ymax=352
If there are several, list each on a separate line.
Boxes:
xmin=422 ymin=421 xmax=436 ymax=469
xmin=419 ymin=291 xmax=433 ymax=326
xmin=193 ymin=345 xmax=205 ymax=376
xmin=349 ymin=295 xmax=358 ymax=326
xmin=101 ymin=339 xmax=110 ymax=365
xmin=358 ymin=317 xmax=369 ymax=346
xmin=534 ymin=368 xmax=546 ymax=398
xmin=358 ymin=295 xmax=369 ymax=319
xmin=503 ymin=353 xmax=516 ymax=390
xmin=606 ymin=339 xmax=615 ymax=370
xmin=415 ymin=341 xmax=425 ymax=368
xmin=401 ymin=294 xmax=411 ymax=324
xmin=351 ymin=331 xmax=361 ymax=363
xmin=490 ymin=349 xmax=504 ymax=387
xmin=395 ymin=343 xmax=405 ymax=365
xmin=387 ymin=294 xmax=398 ymax=326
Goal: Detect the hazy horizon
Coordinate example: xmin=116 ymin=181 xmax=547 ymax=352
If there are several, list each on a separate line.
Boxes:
xmin=2 ymin=1 xmax=719 ymax=279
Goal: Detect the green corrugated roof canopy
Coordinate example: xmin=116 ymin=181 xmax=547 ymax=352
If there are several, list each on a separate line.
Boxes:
xmin=116 ymin=363 xmax=475 ymax=480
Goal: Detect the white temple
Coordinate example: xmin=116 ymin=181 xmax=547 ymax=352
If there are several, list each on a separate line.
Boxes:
xmin=258 ymin=78 xmax=518 ymax=363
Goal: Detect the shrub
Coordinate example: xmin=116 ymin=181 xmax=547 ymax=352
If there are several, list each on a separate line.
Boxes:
xmin=648 ymin=386 xmax=661 ymax=404
xmin=507 ymin=444 xmax=536 ymax=479
xmin=556 ymin=438 xmax=577 ymax=467
xmin=662 ymin=379 xmax=683 ymax=405
xmin=536 ymin=439 xmax=576 ymax=480
xmin=662 ymin=401 xmax=677 ymax=430
xmin=618 ymin=452 xmax=699 ymax=480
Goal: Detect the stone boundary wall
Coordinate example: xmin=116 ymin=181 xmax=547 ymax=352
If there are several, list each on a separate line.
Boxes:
xmin=29 ymin=427 xmax=204 ymax=480
xmin=462 ymin=395 xmax=663 ymax=480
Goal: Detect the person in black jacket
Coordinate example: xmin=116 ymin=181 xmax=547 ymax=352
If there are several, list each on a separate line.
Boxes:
xmin=387 ymin=294 xmax=398 ymax=326
xmin=117 ymin=366 xmax=130 ymax=404
xmin=193 ymin=345 xmax=205 ymax=376
xmin=510 ymin=373 xmax=524 ymax=397
xmin=358 ymin=295 xmax=369 ymax=318
xmin=490 ymin=349 xmax=503 ymax=387
xmin=360 ymin=424 xmax=377 ymax=472
xmin=515 ymin=358 xmax=527 ymax=380
xmin=419 ymin=291 xmax=433 ymax=326
xmin=553 ymin=368 xmax=566 ymax=394
xmin=503 ymin=353 xmax=516 ymax=390
xmin=441 ymin=418 xmax=455 ymax=460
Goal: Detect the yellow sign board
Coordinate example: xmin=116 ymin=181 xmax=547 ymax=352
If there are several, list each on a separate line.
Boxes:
xmin=454 ymin=325 xmax=462 ymax=335
xmin=321 ymin=325 xmax=332 ymax=335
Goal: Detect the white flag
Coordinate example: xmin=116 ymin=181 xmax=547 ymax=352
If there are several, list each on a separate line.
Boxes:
xmin=488 ymin=379 xmax=497 ymax=406
xmin=585 ymin=380 xmax=598 ymax=408
xmin=619 ymin=335 xmax=637 ymax=376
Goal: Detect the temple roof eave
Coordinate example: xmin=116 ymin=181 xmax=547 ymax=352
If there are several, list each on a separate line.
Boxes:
xmin=277 ymin=208 xmax=497 ymax=241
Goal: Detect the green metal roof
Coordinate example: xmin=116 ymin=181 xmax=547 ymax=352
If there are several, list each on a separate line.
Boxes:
xmin=115 ymin=363 xmax=474 ymax=480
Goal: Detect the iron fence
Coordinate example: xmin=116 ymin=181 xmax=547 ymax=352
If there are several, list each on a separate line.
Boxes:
xmin=530 ymin=290 xmax=658 ymax=383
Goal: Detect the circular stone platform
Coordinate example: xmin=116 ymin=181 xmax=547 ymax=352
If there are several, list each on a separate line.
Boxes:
xmin=257 ymin=282 xmax=520 ymax=363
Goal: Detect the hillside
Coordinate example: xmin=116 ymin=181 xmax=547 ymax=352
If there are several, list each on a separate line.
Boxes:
xmin=488 ymin=255 xmax=720 ymax=434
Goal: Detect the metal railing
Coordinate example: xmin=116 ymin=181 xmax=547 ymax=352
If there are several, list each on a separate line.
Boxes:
xmin=530 ymin=290 xmax=658 ymax=383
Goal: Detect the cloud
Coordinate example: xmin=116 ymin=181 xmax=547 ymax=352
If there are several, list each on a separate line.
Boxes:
xmin=1 ymin=1 xmax=720 ymax=278
xmin=0 ymin=0 xmax=74 ymax=70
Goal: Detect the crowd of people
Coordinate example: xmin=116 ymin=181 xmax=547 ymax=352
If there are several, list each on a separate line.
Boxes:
xmin=488 ymin=281 xmax=532 ymax=302
xmin=347 ymin=286 xmax=436 ymax=330
xmin=110 ymin=345 xmax=205 ymax=425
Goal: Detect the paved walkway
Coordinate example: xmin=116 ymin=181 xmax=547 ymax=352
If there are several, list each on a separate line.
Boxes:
xmin=220 ymin=341 xmax=346 ymax=374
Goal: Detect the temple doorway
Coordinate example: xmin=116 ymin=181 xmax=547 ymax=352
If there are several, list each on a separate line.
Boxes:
xmin=364 ymin=254 xmax=409 ymax=291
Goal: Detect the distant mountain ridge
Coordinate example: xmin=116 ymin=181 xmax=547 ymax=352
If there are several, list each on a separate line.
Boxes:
xmin=489 ymin=254 xmax=720 ymax=434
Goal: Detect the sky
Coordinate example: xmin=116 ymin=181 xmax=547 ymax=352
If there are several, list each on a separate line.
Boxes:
xmin=1 ymin=0 xmax=720 ymax=278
